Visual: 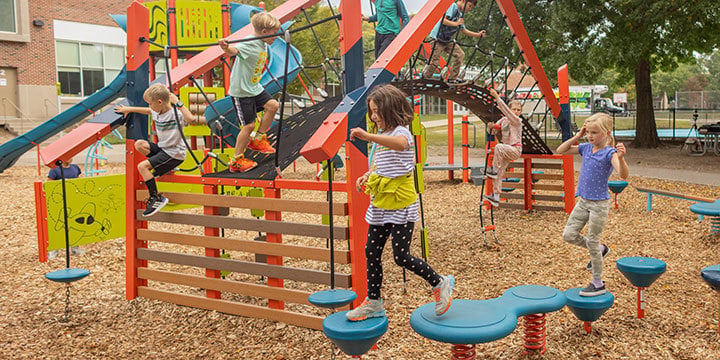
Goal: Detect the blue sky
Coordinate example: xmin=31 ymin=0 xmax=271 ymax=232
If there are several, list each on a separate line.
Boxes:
xmin=328 ymin=0 xmax=427 ymax=16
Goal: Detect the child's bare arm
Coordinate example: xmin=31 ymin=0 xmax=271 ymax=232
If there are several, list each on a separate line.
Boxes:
xmin=555 ymin=125 xmax=585 ymax=154
xmin=611 ymin=143 xmax=629 ymax=179
xmin=489 ymin=88 xmax=521 ymax=126
xmin=115 ymin=104 xmax=152 ymax=116
xmin=349 ymin=128 xmax=408 ymax=151
xmin=218 ymin=38 xmax=239 ymax=56
xmin=169 ymin=93 xmax=200 ymax=125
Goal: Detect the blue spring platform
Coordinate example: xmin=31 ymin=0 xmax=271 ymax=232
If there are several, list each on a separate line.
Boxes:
xmin=322 ymin=311 xmax=388 ymax=356
xmin=701 ymin=265 xmax=720 ymax=291
xmin=564 ymin=287 xmax=614 ymax=333
xmin=690 ymin=201 xmax=720 ymax=235
xmin=410 ymin=285 xmax=566 ymax=356
xmin=616 ymin=257 xmax=666 ymax=288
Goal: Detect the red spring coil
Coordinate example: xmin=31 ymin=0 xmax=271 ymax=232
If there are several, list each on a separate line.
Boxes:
xmin=523 ymin=313 xmax=546 ymax=355
xmin=451 ymin=344 xmax=476 ymax=360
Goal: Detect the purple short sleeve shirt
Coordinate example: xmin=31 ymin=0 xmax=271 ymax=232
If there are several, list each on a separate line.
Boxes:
xmin=576 ymin=143 xmax=616 ymax=200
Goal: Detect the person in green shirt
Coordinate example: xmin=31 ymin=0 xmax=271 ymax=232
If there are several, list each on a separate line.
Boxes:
xmin=363 ymin=0 xmax=410 ymax=58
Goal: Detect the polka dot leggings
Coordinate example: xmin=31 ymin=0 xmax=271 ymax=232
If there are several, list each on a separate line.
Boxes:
xmin=365 ymin=222 xmax=442 ymax=300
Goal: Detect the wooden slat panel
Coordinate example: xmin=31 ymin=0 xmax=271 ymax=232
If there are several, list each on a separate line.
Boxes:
xmin=533 ymin=204 xmax=565 ymax=211
xmin=505 ymin=172 xmax=563 ymax=180
xmin=532 ymin=184 xmax=564 ymax=191
xmin=138 ymin=229 xmax=351 ymax=264
xmin=137 ymin=248 xmax=351 ymax=287
xmin=533 ymin=194 xmax=564 ymax=201
xmin=502 ymin=202 xmax=526 ymax=210
xmin=138 ymin=267 xmax=312 ymax=305
xmin=138 ymin=287 xmax=323 ymax=330
xmin=138 ymin=210 xmax=350 ymax=240
xmin=501 ymin=193 xmax=563 ymax=202
xmin=508 ymin=162 xmax=563 ymax=169
xmin=137 ymin=190 xmax=348 ymax=215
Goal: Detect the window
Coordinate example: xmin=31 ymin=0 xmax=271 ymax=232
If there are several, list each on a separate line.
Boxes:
xmin=0 ymin=0 xmax=28 ymax=41
xmin=0 ymin=0 xmax=16 ymax=33
xmin=56 ymin=41 xmax=125 ymax=97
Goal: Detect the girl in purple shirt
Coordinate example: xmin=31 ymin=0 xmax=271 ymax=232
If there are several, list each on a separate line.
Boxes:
xmin=555 ymin=113 xmax=629 ymax=296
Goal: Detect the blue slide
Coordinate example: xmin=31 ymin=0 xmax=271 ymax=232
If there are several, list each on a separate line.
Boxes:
xmin=0 ymin=67 xmax=127 ymax=173
xmin=0 ymin=4 xmax=301 ymax=173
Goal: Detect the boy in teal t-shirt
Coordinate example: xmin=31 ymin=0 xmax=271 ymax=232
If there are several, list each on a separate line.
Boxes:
xmin=363 ymin=0 xmax=410 ymax=58
xmin=219 ymin=12 xmax=281 ymax=173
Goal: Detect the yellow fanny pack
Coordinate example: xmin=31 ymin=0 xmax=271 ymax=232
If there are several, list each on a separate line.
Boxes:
xmin=364 ymin=173 xmax=417 ymax=210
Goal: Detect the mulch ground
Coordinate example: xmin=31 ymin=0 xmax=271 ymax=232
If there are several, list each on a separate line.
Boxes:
xmin=1 ymin=160 xmax=719 ymax=359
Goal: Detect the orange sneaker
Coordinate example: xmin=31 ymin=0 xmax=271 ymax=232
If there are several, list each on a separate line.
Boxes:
xmin=228 ymin=156 xmax=257 ymax=173
xmin=248 ymin=134 xmax=276 ymax=154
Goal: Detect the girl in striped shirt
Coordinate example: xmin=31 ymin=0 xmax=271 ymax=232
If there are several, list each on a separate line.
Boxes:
xmin=345 ymin=84 xmax=454 ymax=321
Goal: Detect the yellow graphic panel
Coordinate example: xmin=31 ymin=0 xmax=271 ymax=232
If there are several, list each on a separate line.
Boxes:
xmin=145 ymin=1 xmax=168 ymax=52
xmin=180 ymin=86 xmax=226 ymax=137
xmin=176 ymin=0 xmax=222 ymax=51
xmin=44 ymin=175 xmax=125 ymax=251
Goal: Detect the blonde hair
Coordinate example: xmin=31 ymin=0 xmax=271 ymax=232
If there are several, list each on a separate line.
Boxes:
xmin=584 ymin=112 xmax=615 ymax=147
xmin=143 ymin=83 xmax=170 ymax=103
xmin=508 ymin=100 xmax=522 ymax=109
xmin=251 ymin=12 xmax=281 ymax=33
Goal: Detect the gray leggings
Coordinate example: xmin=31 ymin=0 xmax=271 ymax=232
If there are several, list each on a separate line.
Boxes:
xmin=562 ymin=197 xmax=611 ymax=280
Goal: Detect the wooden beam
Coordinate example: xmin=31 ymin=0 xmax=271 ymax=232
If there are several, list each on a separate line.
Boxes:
xmin=137 ymin=229 xmax=351 ymax=264
xmin=137 ymin=190 xmax=349 ymax=216
xmin=138 ymin=268 xmax=314 ymax=305
xmin=634 ymin=186 xmax=715 ymax=203
xmin=508 ymin=162 xmax=563 ymax=170
xmin=137 ymin=210 xmax=350 ymax=240
xmin=138 ymin=287 xmax=323 ymax=330
xmin=137 ymin=248 xmax=351 ymax=287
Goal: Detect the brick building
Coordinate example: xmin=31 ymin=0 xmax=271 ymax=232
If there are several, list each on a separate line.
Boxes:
xmin=0 ymin=0 xmax=133 ymax=134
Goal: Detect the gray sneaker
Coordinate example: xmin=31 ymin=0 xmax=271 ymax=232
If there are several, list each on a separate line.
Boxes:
xmin=346 ymin=297 xmax=386 ymax=321
xmin=433 ymin=275 xmax=455 ymax=315
xmin=579 ymin=282 xmax=606 ymax=297
xmin=485 ymin=167 xmax=498 ymax=179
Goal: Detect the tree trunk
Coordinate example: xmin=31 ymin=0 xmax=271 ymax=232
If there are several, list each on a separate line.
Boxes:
xmin=632 ymin=58 xmax=661 ymax=148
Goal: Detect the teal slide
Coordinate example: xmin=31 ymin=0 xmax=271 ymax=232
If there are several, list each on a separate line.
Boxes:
xmin=0 ymin=67 xmax=127 ymax=173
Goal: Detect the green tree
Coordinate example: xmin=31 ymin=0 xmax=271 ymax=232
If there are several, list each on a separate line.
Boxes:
xmin=544 ymin=1 xmax=720 ymax=147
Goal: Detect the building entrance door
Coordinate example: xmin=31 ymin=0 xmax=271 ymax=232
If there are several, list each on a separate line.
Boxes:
xmin=0 ymin=68 xmax=19 ymax=118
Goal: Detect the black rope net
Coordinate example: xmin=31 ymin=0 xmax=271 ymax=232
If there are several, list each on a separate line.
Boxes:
xmin=393 ymin=79 xmax=552 ymax=154
xmin=204 ymin=96 xmax=342 ymax=180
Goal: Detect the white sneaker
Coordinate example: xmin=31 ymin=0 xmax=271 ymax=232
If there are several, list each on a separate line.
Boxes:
xmin=47 ymin=250 xmax=58 ymax=260
xmin=483 ymin=194 xmax=500 ymax=207
xmin=346 ymin=297 xmax=386 ymax=321
xmin=433 ymin=275 xmax=455 ymax=316
xmin=485 ymin=167 xmax=498 ymax=179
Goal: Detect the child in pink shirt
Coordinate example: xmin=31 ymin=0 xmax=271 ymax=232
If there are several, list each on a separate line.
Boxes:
xmin=483 ymin=88 xmax=523 ymax=207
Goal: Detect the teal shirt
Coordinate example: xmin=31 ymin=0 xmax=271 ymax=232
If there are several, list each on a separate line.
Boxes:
xmin=228 ymin=37 xmax=269 ymax=98
xmin=368 ymin=0 xmax=409 ymax=35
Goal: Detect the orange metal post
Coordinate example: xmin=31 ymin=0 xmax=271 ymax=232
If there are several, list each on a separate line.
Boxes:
xmin=562 ymin=154 xmax=575 ymax=214
xmin=637 ymin=287 xmax=645 ymax=318
xmin=204 ymin=183 xmax=222 ymax=299
xmin=346 ymin=144 xmax=369 ymax=307
xmin=34 ymin=181 xmax=48 ymax=263
xmin=264 ymin=188 xmax=284 ymax=309
xmin=461 ymin=115 xmax=469 ymax=183
xmin=447 ymin=100 xmax=454 ymax=180
xmin=168 ymin=0 xmax=179 ymax=68
xmin=523 ymin=157 xmax=533 ymax=210
xmin=126 ymin=140 xmax=147 ymax=300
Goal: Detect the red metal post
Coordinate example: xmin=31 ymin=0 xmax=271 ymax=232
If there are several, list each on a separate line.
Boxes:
xmin=562 ymin=154 xmax=575 ymax=214
xmin=346 ymin=144 xmax=370 ymax=307
xmin=126 ymin=139 xmax=147 ymax=300
xmin=264 ymin=187 xmax=284 ymax=309
xmin=168 ymin=0 xmax=179 ymax=68
xmin=204 ymin=183 xmax=222 ymax=299
xmin=447 ymin=100 xmax=454 ymax=180
xmin=462 ymin=114 xmax=469 ymax=183
xmin=496 ymin=0 xmax=561 ymax=118
xmin=637 ymin=287 xmax=645 ymax=318
xmin=583 ymin=321 xmax=592 ymax=334
xmin=34 ymin=181 xmax=48 ymax=263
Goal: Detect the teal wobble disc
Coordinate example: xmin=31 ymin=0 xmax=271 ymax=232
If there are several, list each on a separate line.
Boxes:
xmin=608 ymin=180 xmax=628 ymax=194
xmin=308 ymin=289 xmax=357 ymax=309
xmin=564 ymin=287 xmax=614 ymax=322
xmin=45 ymin=268 xmax=91 ymax=283
xmin=616 ymin=257 xmax=666 ymax=288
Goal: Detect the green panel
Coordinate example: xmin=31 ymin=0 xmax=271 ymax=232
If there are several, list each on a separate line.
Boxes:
xmin=411 ymin=114 xmax=421 ymax=135
xmin=44 ymin=175 xmax=126 ymax=251
xmin=183 ymin=124 xmax=211 ymax=137
xmin=420 ymin=125 xmax=428 ymax=164
xmin=175 ymin=0 xmax=223 ymax=51
xmin=414 ymin=164 xmax=425 ymax=194
xmin=420 ymin=227 xmax=429 ymax=260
